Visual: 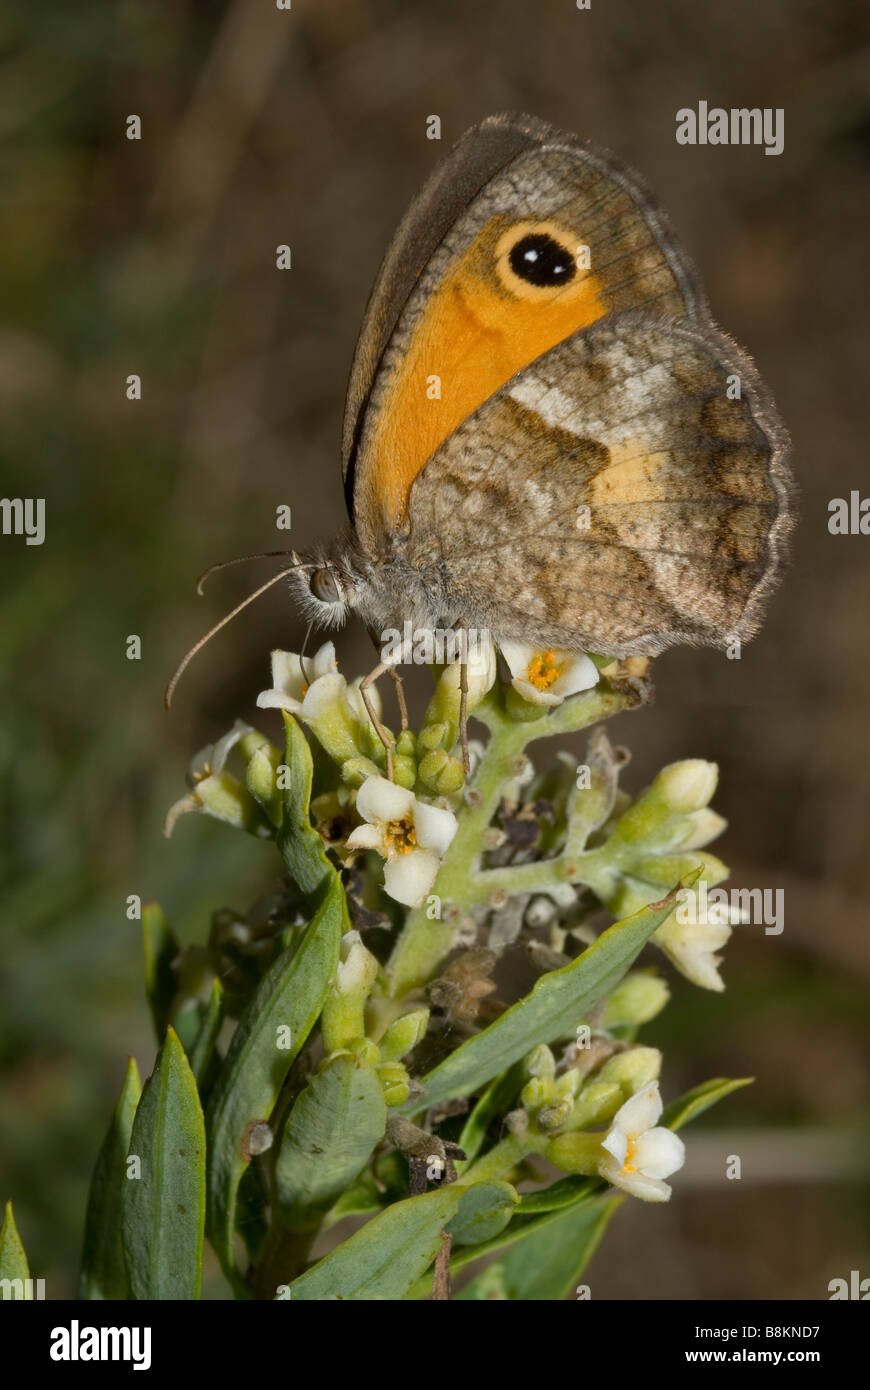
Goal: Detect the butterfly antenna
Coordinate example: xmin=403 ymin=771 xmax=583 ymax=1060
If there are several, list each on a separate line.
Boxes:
xmin=196 ymin=550 xmax=298 ymax=596
xmin=164 ymin=564 xmax=301 ymax=709
xmin=299 ymin=619 xmax=315 ymax=686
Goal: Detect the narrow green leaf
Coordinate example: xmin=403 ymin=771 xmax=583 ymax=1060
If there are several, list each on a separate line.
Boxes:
xmin=515 ymin=1175 xmax=604 ymax=1215
xmin=456 ymin=1063 xmax=524 ymax=1171
xmin=458 ymin=1195 xmax=619 ymax=1300
xmin=288 ymin=1186 xmax=460 ymax=1301
xmin=79 ymin=1058 xmax=141 ymax=1299
xmin=447 ymin=1181 xmax=519 ymax=1246
xmin=276 ymin=1054 xmax=386 ymax=1230
xmin=409 ymin=883 xmax=692 ymax=1114
xmin=206 ymin=875 xmax=345 ymax=1285
xmin=662 ymin=1076 xmax=754 ymax=1131
xmin=122 ymin=1030 xmax=206 ymax=1300
xmin=0 ymin=1200 xmax=30 ymax=1294
xmin=277 ymin=712 xmax=335 ymax=896
xmin=142 ymin=902 xmax=179 ymax=1040
xmin=187 ymin=978 xmax=224 ymax=1093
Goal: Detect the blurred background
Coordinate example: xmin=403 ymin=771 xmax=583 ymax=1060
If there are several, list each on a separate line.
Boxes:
xmin=1 ymin=0 xmax=868 ymax=1299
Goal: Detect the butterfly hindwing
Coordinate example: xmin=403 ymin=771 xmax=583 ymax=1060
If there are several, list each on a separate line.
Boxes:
xmin=402 ymin=310 xmax=792 ymax=655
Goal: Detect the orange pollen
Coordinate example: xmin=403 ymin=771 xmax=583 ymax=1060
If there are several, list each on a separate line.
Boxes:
xmin=623 ymin=1137 xmax=637 ymax=1173
xmin=384 ymin=819 xmax=417 ymax=854
xmin=300 ymin=683 xmax=309 ymax=698
xmin=526 ymin=650 xmax=561 ymax=691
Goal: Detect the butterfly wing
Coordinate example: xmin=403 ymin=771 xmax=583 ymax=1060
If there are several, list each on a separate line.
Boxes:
xmin=344 ymin=113 xmax=709 ymax=552
xmin=401 ymin=311 xmax=793 ymax=656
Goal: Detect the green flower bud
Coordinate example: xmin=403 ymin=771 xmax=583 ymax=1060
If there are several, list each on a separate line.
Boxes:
xmin=521 ymin=1076 xmax=553 ymax=1111
xmin=603 ymin=972 xmax=670 ymax=1028
xmin=244 ymin=745 xmax=284 ymax=826
xmin=545 ymin=1131 xmax=603 ymax=1176
xmin=598 ymin=1046 xmax=662 ymax=1097
xmin=418 ymin=721 xmax=451 ymax=753
xmin=378 ymin=1008 xmax=430 ymax=1063
xmin=524 ymin=1044 xmax=556 ymax=1080
xmin=561 ymin=1080 xmax=623 ymax=1132
xmin=505 ymin=685 xmax=549 ymax=722
xmin=393 ymin=755 xmax=417 ymax=789
xmin=611 ymin=760 xmax=718 ymax=846
xmin=535 ymin=1098 xmax=574 ymax=1132
xmin=417 ymin=748 xmax=448 ymax=784
xmin=193 ymin=772 xmax=272 ymax=838
xmin=339 ymin=755 xmax=382 ymax=789
xmin=321 ymin=932 xmax=380 ymax=1054
xmin=377 ymin=1061 xmax=411 ymax=1107
xmin=341 ymin=1036 xmax=381 ymax=1066
xmin=395 ymin=729 xmax=417 ymax=757
xmin=433 ymin=755 xmax=465 ymax=795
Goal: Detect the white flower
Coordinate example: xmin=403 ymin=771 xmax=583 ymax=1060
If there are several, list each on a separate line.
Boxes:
xmin=654 ymin=886 xmax=746 ymax=992
xmin=256 ymin=642 xmax=338 ymax=713
xmin=499 ymin=640 xmax=598 ymax=706
xmin=346 ymin=775 xmax=458 ymax=908
xmin=600 ymin=1081 xmax=685 ymax=1202
xmin=164 ymin=718 xmax=254 ymax=836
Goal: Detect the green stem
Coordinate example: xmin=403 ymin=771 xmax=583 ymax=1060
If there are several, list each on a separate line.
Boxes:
xmin=386 ymin=686 xmax=633 ymax=998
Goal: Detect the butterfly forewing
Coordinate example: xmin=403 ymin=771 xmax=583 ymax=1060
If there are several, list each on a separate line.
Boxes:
xmin=345 ymin=113 xmax=709 ymax=550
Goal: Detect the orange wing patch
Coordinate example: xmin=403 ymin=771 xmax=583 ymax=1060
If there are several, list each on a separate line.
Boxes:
xmin=363 ymin=218 xmax=608 ymax=528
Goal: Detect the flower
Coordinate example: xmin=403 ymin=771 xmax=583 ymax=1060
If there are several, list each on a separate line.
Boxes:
xmin=346 ymin=775 xmax=458 ymax=908
xmin=164 ymin=719 xmax=257 ymax=836
xmin=256 ymin=642 xmax=338 ymax=713
xmin=499 ymin=640 xmax=598 ymax=706
xmin=654 ymin=885 xmax=746 ymax=991
xmin=599 ymin=1081 xmax=686 ymax=1202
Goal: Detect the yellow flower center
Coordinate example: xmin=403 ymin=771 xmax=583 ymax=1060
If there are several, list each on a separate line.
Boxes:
xmin=384 ymin=818 xmax=417 ymax=854
xmin=526 ymin=650 xmax=561 ymax=691
xmin=623 ymin=1136 xmax=637 ymax=1173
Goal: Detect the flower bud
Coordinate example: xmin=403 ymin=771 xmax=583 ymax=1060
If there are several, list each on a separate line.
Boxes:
xmin=377 ymin=1061 xmax=411 ymax=1107
xmin=378 ymin=1008 xmax=430 ymax=1063
xmin=598 ymin=1046 xmax=662 ymax=1096
xmin=545 ymin=1131 xmax=603 ymax=1175
xmin=603 ymin=973 xmax=670 ymax=1028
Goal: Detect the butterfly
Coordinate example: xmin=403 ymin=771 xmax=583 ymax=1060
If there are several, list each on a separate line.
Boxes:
xmin=169 ymin=113 xmax=793 ymax=773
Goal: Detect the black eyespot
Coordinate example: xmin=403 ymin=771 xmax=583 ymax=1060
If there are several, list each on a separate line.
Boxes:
xmin=508 ymin=232 xmax=577 ymax=287
xmin=310 ymin=567 xmax=340 ymax=604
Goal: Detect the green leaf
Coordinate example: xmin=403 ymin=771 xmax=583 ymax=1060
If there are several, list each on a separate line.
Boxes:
xmin=79 ymin=1058 xmax=141 ymax=1299
xmin=456 ymin=1063 xmax=524 ymax=1170
xmin=187 ymin=978 xmax=224 ymax=1094
xmin=662 ymin=1076 xmax=754 ymax=1131
xmin=322 ymin=1180 xmax=386 ymax=1229
xmin=0 ymin=1200 xmax=30 ymax=1295
xmin=277 ymin=712 xmax=335 ymax=896
xmin=447 ymin=1181 xmax=519 ymax=1246
xmin=142 ymin=902 xmax=179 ymax=1040
xmin=515 ymin=1175 xmax=604 ymax=1215
xmin=275 ymin=1054 xmax=386 ymax=1231
xmin=121 ymin=1030 xmax=206 ymax=1300
xmin=457 ymin=1195 xmax=619 ymax=1300
xmin=409 ymin=884 xmax=692 ymax=1114
xmin=206 ymin=876 xmax=345 ymax=1285
xmin=287 ymin=1186 xmax=461 ymax=1301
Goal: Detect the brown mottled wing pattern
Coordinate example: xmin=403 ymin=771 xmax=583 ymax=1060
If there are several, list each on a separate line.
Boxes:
xmin=401 ymin=311 xmax=793 ymax=656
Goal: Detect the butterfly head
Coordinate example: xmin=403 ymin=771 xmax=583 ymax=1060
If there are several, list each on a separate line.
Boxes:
xmin=288 ymin=547 xmax=362 ymax=630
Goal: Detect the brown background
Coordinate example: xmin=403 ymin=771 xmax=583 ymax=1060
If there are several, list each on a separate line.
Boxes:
xmin=1 ymin=0 xmax=868 ymax=1298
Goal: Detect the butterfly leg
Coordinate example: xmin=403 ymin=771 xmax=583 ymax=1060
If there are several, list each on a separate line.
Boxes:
xmin=459 ymin=658 xmax=470 ymax=775
xmin=388 ymin=667 xmax=409 ymax=732
xmin=360 ymin=661 xmax=395 ymax=781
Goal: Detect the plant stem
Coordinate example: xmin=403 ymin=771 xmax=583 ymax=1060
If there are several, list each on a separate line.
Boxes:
xmin=386 ymin=686 xmax=634 ymax=997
